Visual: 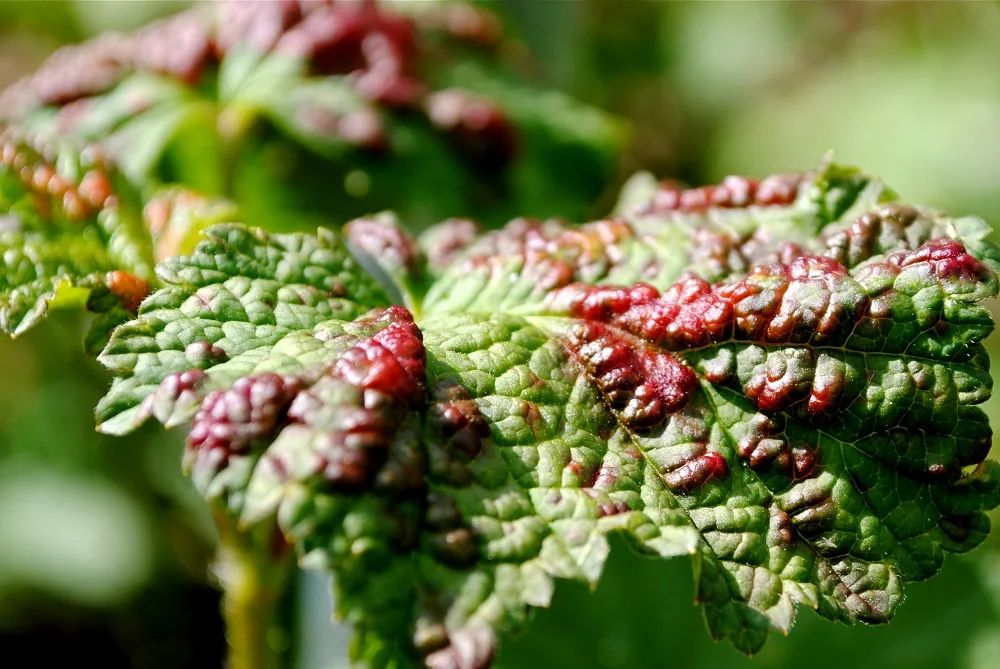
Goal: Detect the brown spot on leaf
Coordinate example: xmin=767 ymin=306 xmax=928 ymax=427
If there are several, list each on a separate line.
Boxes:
xmin=663 ymin=452 xmax=728 ymax=493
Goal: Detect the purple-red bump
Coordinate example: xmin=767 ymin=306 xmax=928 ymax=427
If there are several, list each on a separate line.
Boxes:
xmin=743 ymin=349 xmax=819 ymax=413
xmin=778 ymin=242 xmax=807 ymax=264
xmin=755 ymin=173 xmax=803 ymax=206
xmin=663 ymin=452 xmax=728 ymax=492
xmin=735 ymin=415 xmax=819 ymax=481
xmin=925 ymin=463 xmax=950 ymax=481
xmin=188 ymin=372 xmax=302 ymax=457
xmin=425 ymin=492 xmax=463 ymax=531
xmin=593 ymin=462 xmax=620 ymax=490
xmin=519 ymin=401 xmax=544 ymax=436
xmin=271 ymin=1 xmax=420 ymax=100
xmin=313 ymin=433 xmax=375 ymax=492
xmin=635 ymin=172 xmax=804 ymax=216
xmin=584 ymin=488 xmax=630 ymax=518
xmin=597 ymin=501 xmax=630 ymax=518
xmin=791 ymin=446 xmax=817 ymax=480
xmin=145 ymin=367 xmax=208 ymax=419
xmin=337 ymin=109 xmax=388 ymax=150
xmin=460 ymin=218 xmax=636 ymax=293
xmin=566 ymin=459 xmax=599 ymax=488
xmin=31 ymin=163 xmax=54 ymax=191
xmin=806 ymin=369 xmax=844 ymax=415
xmin=184 ymin=340 xmax=228 ymax=366
xmin=422 ymin=218 xmax=482 ymax=271
xmin=896 ymin=238 xmax=994 ymax=284
xmin=769 ymin=509 xmax=795 ymax=547
xmin=373 ymin=433 xmax=426 ymax=494
xmin=700 ymin=351 xmax=736 ymax=384
xmin=334 ymin=306 xmax=426 ymax=407
xmin=823 ymin=207 xmax=922 ymax=267
xmin=550 ymin=275 xmax=733 ymax=350
xmin=787 ymin=255 xmax=849 ymax=279
xmin=2 ymin=1 xmax=517 ymax=168
xmin=425 ymin=381 xmax=488 ymax=486
xmin=430 ymin=386 xmax=490 ymax=461
xmin=785 ymin=490 xmax=837 ymax=536
xmin=78 ymin=170 xmax=112 ymax=208
xmin=62 ymin=190 xmax=88 ymax=222
xmin=567 ymin=321 xmax=697 ymax=428
xmin=164 ymin=368 xmax=208 ymax=396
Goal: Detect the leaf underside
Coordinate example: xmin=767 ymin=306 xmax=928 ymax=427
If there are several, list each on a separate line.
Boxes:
xmin=93 ymin=161 xmax=1000 ymax=667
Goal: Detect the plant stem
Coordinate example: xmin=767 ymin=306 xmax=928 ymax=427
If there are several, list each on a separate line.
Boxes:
xmin=214 ymin=509 xmax=294 ymax=669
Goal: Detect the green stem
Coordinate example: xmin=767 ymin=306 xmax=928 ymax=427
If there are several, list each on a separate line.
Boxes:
xmin=213 ymin=510 xmax=294 ymax=669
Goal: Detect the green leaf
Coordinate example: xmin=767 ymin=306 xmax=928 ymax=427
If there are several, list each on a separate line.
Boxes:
xmin=0 ymin=130 xmax=154 ymax=340
xmin=95 ymin=223 xmax=391 ymax=436
xmin=97 ymin=160 xmax=1000 ymax=666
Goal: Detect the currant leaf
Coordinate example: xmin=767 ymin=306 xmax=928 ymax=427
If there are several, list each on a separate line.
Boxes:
xmin=96 ymin=160 xmax=1000 ymax=666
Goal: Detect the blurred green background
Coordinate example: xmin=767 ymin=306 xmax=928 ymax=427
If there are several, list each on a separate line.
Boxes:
xmin=2 ymin=1 xmax=1000 ymax=668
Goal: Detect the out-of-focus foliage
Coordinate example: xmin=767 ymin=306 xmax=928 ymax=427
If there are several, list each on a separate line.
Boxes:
xmin=1 ymin=0 xmax=626 ymax=232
